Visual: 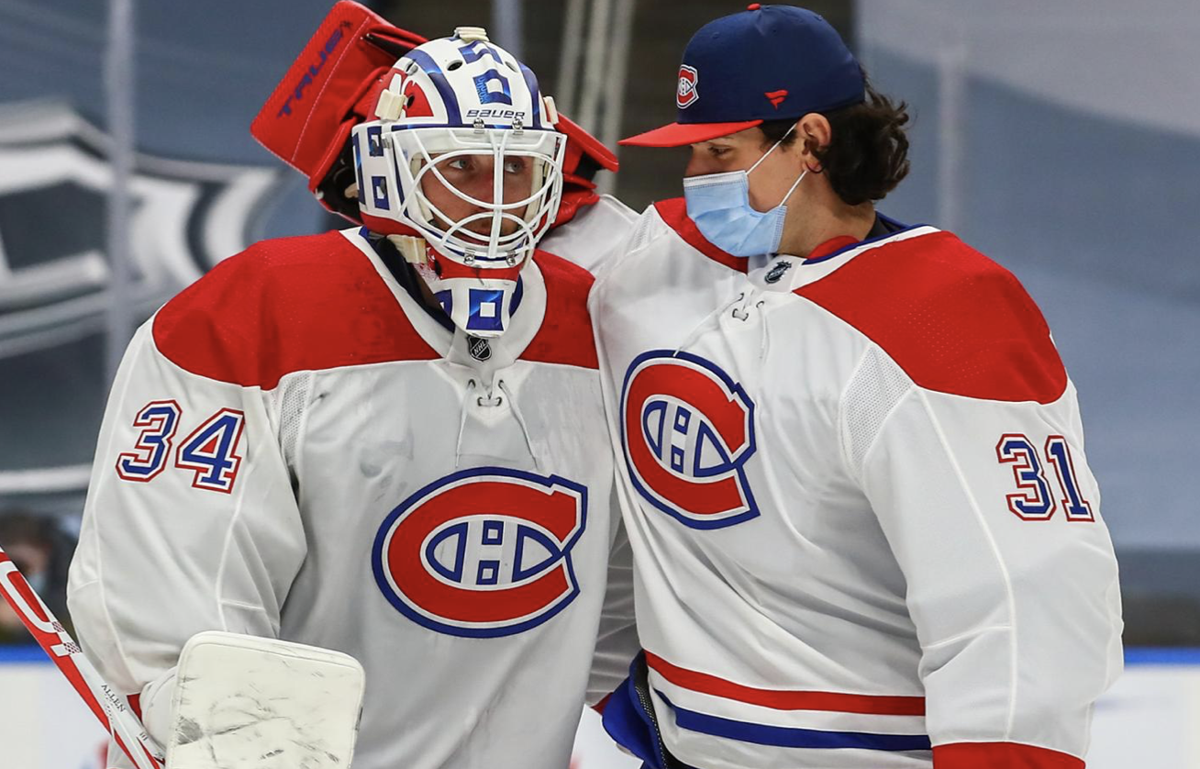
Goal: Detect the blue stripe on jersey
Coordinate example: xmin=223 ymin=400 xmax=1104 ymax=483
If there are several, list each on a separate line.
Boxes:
xmin=801 ymin=216 xmax=927 ymax=266
xmin=405 ymin=49 xmax=463 ymax=124
xmin=656 ymin=690 xmax=932 ymax=752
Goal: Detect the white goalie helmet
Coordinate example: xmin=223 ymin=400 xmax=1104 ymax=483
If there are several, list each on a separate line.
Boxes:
xmin=351 ymin=29 xmax=567 ymax=338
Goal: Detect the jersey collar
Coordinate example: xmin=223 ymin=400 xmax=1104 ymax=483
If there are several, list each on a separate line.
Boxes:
xmin=341 ymin=227 xmax=547 ymax=371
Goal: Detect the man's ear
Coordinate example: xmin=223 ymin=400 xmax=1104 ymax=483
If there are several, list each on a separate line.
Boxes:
xmin=796 ymin=113 xmax=832 ymax=172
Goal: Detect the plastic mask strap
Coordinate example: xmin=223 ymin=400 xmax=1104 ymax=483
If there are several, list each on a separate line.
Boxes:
xmin=746 ymin=122 xmax=798 ymax=176
xmin=746 ymin=123 xmax=805 ymax=208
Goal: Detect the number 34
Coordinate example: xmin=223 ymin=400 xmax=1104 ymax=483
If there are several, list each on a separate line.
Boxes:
xmin=115 ymin=401 xmax=246 ymax=494
xmin=996 ymin=434 xmax=1093 ymax=522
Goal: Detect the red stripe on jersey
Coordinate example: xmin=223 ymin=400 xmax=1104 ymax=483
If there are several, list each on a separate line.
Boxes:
xmin=795 ymin=230 xmax=1068 ymax=404
xmin=933 ymin=742 xmax=1083 ymax=769
xmin=522 ymin=249 xmax=599 ymax=370
xmin=154 ymin=231 xmax=439 ymax=388
xmin=645 ymin=652 xmax=926 ymax=716
xmin=653 ymin=198 xmax=748 ymax=273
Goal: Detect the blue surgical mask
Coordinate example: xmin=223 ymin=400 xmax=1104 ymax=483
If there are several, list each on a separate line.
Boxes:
xmin=682 ymin=127 xmax=807 ymax=257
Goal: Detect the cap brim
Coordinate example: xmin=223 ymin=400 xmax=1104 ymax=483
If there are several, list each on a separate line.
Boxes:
xmin=618 ymin=119 xmax=764 ymax=147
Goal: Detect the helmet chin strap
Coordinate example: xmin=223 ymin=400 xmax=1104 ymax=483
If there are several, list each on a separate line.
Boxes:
xmin=386 ymin=233 xmax=429 ymax=265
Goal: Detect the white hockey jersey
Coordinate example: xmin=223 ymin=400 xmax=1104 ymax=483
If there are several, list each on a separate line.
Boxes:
xmin=68 ymin=224 xmax=638 ymax=769
xmin=542 ymin=194 xmax=639 ymax=275
xmin=591 ymin=199 xmax=1123 ymax=769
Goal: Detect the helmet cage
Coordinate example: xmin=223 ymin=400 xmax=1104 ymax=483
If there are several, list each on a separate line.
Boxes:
xmin=381 ymin=123 xmax=566 ymax=268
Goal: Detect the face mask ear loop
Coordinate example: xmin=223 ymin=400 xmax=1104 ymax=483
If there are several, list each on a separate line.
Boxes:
xmin=779 ymin=168 xmax=808 ymax=207
xmin=747 ymin=122 xmax=799 ymax=175
xmin=746 ymin=123 xmax=806 ymax=208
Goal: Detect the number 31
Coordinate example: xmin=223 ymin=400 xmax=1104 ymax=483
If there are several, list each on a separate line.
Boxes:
xmin=995 ymin=434 xmax=1093 ymax=522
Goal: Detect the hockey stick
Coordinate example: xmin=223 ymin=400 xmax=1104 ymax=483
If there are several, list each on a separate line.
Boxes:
xmin=0 ymin=544 xmax=164 ymax=769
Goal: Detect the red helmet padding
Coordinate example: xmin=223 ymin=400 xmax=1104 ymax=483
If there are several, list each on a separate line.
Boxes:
xmin=251 ymin=0 xmax=618 ymax=227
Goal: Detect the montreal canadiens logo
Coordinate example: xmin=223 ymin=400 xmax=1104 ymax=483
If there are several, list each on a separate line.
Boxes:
xmin=676 ymin=65 xmax=699 ymax=109
xmin=373 ymin=468 xmax=587 ymax=638
xmin=621 ymin=350 xmax=759 ymax=529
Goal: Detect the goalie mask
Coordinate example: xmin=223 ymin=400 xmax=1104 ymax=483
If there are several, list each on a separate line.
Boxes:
xmin=352 ymin=30 xmax=567 ymax=338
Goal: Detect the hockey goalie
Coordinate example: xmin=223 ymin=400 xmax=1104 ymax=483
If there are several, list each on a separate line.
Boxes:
xmin=66 ymin=3 xmax=638 ymax=768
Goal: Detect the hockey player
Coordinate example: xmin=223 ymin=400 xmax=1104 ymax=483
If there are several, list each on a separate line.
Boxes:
xmin=67 ymin=13 xmax=637 ymax=769
xmin=593 ymin=5 xmax=1122 ymax=769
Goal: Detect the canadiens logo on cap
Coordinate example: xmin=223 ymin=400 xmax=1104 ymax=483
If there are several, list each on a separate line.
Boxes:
xmin=676 ymin=64 xmax=698 ymax=109
xmin=621 ymin=5 xmax=865 ymax=147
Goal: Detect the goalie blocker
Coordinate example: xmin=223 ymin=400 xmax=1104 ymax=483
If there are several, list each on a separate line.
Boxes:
xmin=149 ymin=632 xmax=366 ymax=769
xmin=0 ymin=552 xmax=365 ymax=769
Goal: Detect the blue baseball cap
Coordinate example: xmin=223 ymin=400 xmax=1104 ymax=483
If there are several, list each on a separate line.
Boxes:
xmin=620 ymin=4 xmax=865 ymax=147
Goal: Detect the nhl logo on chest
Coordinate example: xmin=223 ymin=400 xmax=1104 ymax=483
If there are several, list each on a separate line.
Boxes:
xmin=620 ymin=350 xmax=759 ymax=529
xmin=676 ymin=65 xmax=699 ymax=109
xmin=467 ymin=335 xmax=492 ymax=361
xmin=764 ymin=260 xmax=792 ymax=284
xmin=372 ymin=468 xmax=588 ymax=637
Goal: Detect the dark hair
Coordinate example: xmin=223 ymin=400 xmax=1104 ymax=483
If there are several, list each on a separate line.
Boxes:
xmin=760 ymin=78 xmax=910 ymax=206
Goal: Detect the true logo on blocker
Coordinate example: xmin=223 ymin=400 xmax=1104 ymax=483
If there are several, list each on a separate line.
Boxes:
xmin=621 ymin=350 xmax=759 ymax=529
xmin=373 ymin=468 xmax=587 ymax=637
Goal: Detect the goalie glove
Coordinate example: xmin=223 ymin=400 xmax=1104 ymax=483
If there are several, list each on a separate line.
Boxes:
xmin=153 ymin=632 xmax=365 ymax=769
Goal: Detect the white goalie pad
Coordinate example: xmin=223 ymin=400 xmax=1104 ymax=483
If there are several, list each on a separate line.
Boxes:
xmin=165 ymin=631 xmax=365 ymax=769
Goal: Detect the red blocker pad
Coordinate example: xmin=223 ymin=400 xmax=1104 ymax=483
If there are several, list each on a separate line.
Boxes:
xmin=250 ymin=1 xmax=424 ymax=196
xmin=250 ymin=0 xmax=618 ymax=225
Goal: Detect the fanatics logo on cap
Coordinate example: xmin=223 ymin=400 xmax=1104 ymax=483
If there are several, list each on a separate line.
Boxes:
xmin=676 ymin=64 xmax=699 ymax=109
xmin=619 ymin=6 xmax=866 ymax=148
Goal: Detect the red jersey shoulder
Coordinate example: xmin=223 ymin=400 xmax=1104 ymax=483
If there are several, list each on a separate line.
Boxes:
xmin=153 ymin=231 xmax=437 ymax=388
xmin=653 ymin=198 xmax=748 ymax=273
xmin=796 ymin=230 xmax=1068 ymax=404
xmin=523 ymin=248 xmax=598 ymax=369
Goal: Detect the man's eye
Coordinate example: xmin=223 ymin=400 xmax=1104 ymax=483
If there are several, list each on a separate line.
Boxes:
xmin=709 ymin=146 xmax=730 ymax=158
xmin=447 ymin=158 xmax=471 ymax=171
xmin=504 ymin=159 xmax=527 ymax=174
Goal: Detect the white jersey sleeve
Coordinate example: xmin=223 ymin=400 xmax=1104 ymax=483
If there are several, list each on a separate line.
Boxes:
xmin=850 ymin=360 xmax=1121 ymax=761
xmin=540 ymin=194 xmax=638 ymax=275
xmin=67 ymin=319 xmax=305 ymax=704
xmin=825 ymin=253 xmax=1123 ymax=763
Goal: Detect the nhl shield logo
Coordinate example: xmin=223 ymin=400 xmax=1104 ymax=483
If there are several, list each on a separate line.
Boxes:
xmin=621 ymin=350 xmax=759 ymax=529
xmin=676 ymin=65 xmax=699 ymax=109
xmin=373 ymin=467 xmax=588 ymax=637
xmin=764 ymin=260 xmax=793 ymax=284
xmin=467 ymin=335 xmax=492 ymax=361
